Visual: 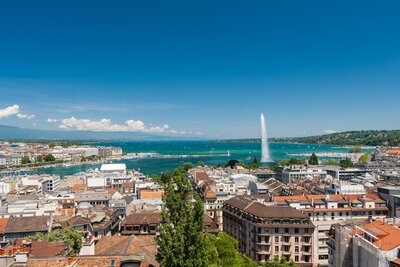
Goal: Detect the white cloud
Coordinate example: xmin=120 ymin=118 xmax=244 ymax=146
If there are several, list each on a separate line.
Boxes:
xmin=323 ymin=129 xmax=339 ymax=134
xmin=0 ymin=104 xmax=20 ymax=118
xmin=16 ymin=113 xmax=35 ymax=120
xmin=57 ymin=116 xmax=185 ymax=134
xmin=47 ymin=118 xmax=58 ymax=123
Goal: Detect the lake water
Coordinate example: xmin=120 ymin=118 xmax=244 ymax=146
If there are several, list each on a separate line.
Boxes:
xmin=30 ymin=141 xmax=372 ymax=177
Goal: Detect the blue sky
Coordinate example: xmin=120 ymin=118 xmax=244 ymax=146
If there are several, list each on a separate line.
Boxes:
xmin=0 ymin=1 xmax=400 ymax=138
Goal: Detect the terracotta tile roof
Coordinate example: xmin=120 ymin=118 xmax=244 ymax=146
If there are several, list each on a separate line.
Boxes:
xmin=72 ymin=184 xmax=87 ymax=193
xmin=27 ymin=256 xmax=159 ymax=267
xmin=30 ymin=241 xmax=70 ymax=257
xmin=5 ymin=216 xmax=50 ymax=234
xmin=194 ymin=171 xmax=216 ymax=186
xmin=122 ymin=213 xmax=161 ymax=225
xmin=354 ymin=220 xmax=400 ymax=251
xmin=0 ymin=218 xmax=9 ymax=234
xmin=195 ymin=171 xmax=210 ymax=181
xmin=67 ymin=215 xmax=91 ymax=226
xmin=107 ymin=188 xmax=118 ymax=196
xmin=95 ymin=235 xmax=158 ymax=266
xmin=204 ymin=188 xmax=217 ymax=199
xmin=140 ymin=190 xmax=164 ymax=199
xmin=122 ymin=182 xmax=134 ymax=188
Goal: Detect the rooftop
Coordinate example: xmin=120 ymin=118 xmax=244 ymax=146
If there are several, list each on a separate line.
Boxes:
xmin=100 ymin=163 xmax=126 ymax=172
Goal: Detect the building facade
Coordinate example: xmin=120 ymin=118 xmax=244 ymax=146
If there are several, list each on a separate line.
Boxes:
xmin=223 ymin=195 xmax=315 ymax=266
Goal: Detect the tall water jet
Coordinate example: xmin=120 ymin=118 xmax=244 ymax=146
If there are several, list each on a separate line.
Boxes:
xmin=260 ymin=113 xmax=272 ymax=162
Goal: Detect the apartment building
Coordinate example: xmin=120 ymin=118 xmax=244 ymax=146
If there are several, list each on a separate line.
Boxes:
xmin=282 ymin=165 xmax=327 ymax=184
xmin=325 ymin=219 xmax=400 ymax=267
xmin=274 ymin=194 xmax=388 ymax=266
xmin=223 ymin=195 xmax=315 ymax=266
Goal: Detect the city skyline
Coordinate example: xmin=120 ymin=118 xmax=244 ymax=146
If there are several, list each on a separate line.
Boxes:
xmin=1 ymin=1 xmax=400 ymax=138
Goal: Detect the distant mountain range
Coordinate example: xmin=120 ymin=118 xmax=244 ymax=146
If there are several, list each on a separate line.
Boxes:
xmin=213 ymin=130 xmax=400 ymax=146
xmin=0 ymin=125 xmax=198 ymax=141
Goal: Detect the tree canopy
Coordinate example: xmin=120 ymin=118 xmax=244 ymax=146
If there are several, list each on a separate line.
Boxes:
xmin=339 ymin=158 xmax=354 ymax=168
xmin=44 ymin=154 xmax=56 ymax=162
xmin=156 ymin=167 xmax=209 ymax=267
xmin=308 ymin=153 xmax=319 ymax=165
xmin=30 ymin=227 xmax=83 ymax=255
xmin=206 ymin=233 xmax=258 ymax=267
xmin=21 ymin=156 xmax=31 ymax=165
xmin=263 ymin=256 xmax=299 ymax=267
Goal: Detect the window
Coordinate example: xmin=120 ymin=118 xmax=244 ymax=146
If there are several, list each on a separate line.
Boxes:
xmin=275 ymin=228 xmax=279 ymax=233
xmin=295 ymin=256 xmax=299 ymax=262
xmin=295 ymin=237 xmax=299 ymax=243
xmin=295 ymin=228 xmax=299 ymax=234
xmin=275 ymin=236 xmax=279 ymax=242
xmin=295 ymin=246 xmax=299 ymax=253
xmin=305 ymin=228 xmax=309 ymax=234
xmin=275 ymin=246 xmax=279 ymax=252
xmin=285 ymin=228 xmax=289 ymax=233
xmin=110 ymin=259 xmax=116 ymax=266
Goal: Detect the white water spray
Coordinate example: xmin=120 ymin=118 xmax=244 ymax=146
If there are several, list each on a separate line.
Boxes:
xmin=260 ymin=113 xmax=272 ymax=162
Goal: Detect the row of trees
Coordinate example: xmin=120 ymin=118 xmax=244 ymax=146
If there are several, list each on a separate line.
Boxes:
xmin=21 ymin=154 xmax=56 ymax=165
xmin=156 ymin=164 xmax=298 ymax=267
xmin=278 ymin=154 xmax=355 ymax=168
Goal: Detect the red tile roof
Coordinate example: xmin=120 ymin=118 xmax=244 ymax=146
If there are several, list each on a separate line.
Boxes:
xmin=354 ymin=220 xmax=400 ymax=251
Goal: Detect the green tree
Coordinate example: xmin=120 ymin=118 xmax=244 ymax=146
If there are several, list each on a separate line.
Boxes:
xmin=358 ymin=153 xmax=371 ymax=164
xmin=251 ymin=157 xmax=259 ymax=169
xmin=30 ymin=227 xmax=83 ymax=255
xmin=21 ymin=156 xmax=31 ymax=165
xmin=264 ymin=256 xmax=298 ymax=267
xmin=44 ymin=154 xmax=56 ymax=162
xmin=279 ymin=158 xmax=306 ymax=166
xmin=308 ymin=153 xmax=319 ymax=165
xmin=160 ymin=171 xmax=172 ymax=184
xmin=206 ymin=233 xmax=258 ymax=267
xmin=197 ymin=161 xmax=205 ymax=167
xmin=322 ymin=159 xmax=340 ymax=166
xmin=35 ymin=155 xmax=43 ymax=163
xmin=157 ymin=167 xmax=209 ymax=267
xmin=349 ymin=146 xmax=362 ymax=153
xmin=339 ymin=158 xmax=354 ymax=168
xmin=183 ymin=162 xmax=194 ymax=172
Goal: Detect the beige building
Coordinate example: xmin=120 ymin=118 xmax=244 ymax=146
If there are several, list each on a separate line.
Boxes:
xmin=223 ymin=195 xmax=315 ymax=266
xmin=274 ymin=194 xmax=388 ymax=266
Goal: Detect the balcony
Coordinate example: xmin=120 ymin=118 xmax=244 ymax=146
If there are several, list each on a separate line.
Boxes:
xmin=302 ymin=250 xmax=312 ymax=255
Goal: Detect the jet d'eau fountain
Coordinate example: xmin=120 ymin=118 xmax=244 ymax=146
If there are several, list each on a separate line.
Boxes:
xmin=260 ymin=113 xmax=272 ymax=162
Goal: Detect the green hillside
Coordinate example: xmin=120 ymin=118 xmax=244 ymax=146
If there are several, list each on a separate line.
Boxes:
xmin=213 ymin=130 xmax=400 ymax=146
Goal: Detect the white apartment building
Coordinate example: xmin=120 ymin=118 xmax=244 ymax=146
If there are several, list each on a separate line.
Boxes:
xmin=282 ymin=165 xmax=327 ymax=184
